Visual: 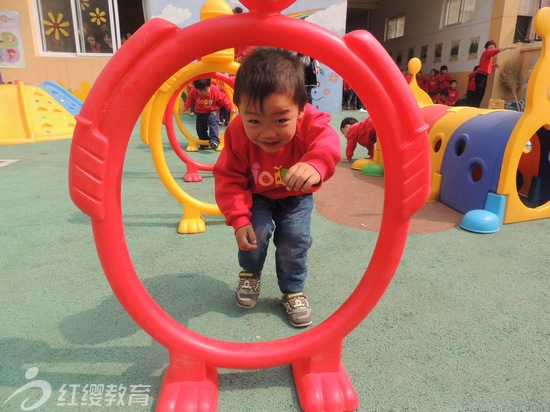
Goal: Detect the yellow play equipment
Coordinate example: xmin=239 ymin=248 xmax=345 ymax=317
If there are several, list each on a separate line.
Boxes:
xmin=497 ymin=7 xmax=550 ymax=224
xmin=352 ymin=8 xmax=550 ymax=229
xmin=140 ymin=0 xmax=238 ymax=234
xmin=404 ymin=8 xmax=550 ymax=227
xmin=0 ymin=81 xmax=77 ymax=145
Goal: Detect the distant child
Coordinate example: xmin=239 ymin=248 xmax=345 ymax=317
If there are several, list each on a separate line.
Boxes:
xmin=436 ymin=65 xmax=453 ymax=92
xmin=416 ymin=70 xmax=428 ymax=93
xmin=466 ymin=65 xmax=479 ymax=106
xmin=213 ymin=47 xmax=341 ymax=328
xmin=447 ymin=80 xmax=459 ymax=106
xmin=339 ymin=117 xmax=377 ymax=162
xmin=182 ymin=78 xmax=236 ymax=149
xmin=433 ymin=88 xmax=449 ymax=105
xmin=427 ymin=69 xmax=439 ymax=98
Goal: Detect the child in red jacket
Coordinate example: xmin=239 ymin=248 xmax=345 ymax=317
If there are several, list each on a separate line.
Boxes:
xmin=183 ymin=78 xmax=236 ymax=149
xmin=427 ymin=69 xmax=439 ymax=98
xmin=436 ymin=65 xmax=453 ymax=92
xmin=447 ymin=80 xmax=460 ymax=106
xmin=213 ymin=47 xmax=341 ymax=328
xmin=340 ymin=117 xmax=377 ymax=162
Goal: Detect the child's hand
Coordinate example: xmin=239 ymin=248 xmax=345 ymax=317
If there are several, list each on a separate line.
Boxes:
xmin=283 ymin=162 xmax=321 ymax=191
xmin=235 ymin=225 xmax=257 ymax=251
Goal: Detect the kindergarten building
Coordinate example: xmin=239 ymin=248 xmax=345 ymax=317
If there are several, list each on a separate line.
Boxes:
xmin=0 ymin=0 xmax=548 ymax=110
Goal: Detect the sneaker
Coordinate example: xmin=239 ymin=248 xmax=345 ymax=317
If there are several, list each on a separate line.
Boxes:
xmin=282 ymin=292 xmax=312 ymax=327
xmin=235 ymin=271 xmax=261 ymax=308
xmin=209 ymin=141 xmax=219 ymax=150
xmin=358 ymin=108 xmax=368 ymax=112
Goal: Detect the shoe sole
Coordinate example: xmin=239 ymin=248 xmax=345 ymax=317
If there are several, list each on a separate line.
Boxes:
xmin=289 ymin=319 xmax=312 ymax=327
xmin=235 ymin=300 xmax=257 ymax=309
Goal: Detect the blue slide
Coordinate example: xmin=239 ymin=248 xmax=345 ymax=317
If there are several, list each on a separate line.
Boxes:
xmin=39 ymin=80 xmax=83 ymax=117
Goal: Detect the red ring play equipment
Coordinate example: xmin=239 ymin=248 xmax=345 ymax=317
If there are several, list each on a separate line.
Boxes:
xmin=68 ymin=1 xmax=430 ymax=410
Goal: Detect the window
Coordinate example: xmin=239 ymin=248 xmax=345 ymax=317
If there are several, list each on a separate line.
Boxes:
xmin=444 ymin=0 xmax=476 ymax=26
xmin=35 ymin=0 xmax=145 ymax=55
xmin=386 ymin=14 xmax=405 ymax=40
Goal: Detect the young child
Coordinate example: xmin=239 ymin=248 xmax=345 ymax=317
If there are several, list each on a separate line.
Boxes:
xmin=433 ymin=88 xmax=449 ymax=105
xmin=213 ymin=47 xmax=341 ymax=328
xmin=339 ymin=117 xmax=377 ymax=162
xmin=447 ymin=80 xmax=459 ymax=106
xmin=182 ymin=78 xmax=236 ymax=149
xmin=436 ymin=65 xmax=453 ymax=92
xmin=427 ymin=69 xmax=439 ymax=98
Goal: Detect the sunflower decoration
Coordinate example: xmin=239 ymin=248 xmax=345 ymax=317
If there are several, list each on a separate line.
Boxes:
xmin=43 ymin=11 xmax=71 ymax=40
xmin=90 ymin=7 xmax=107 ymax=26
xmin=80 ymin=1 xmax=90 ymax=11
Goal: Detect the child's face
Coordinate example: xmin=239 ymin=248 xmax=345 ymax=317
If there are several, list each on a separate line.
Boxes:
xmin=197 ymin=87 xmax=210 ymax=95
xmin=238 ymin=92 xmax=304 ymax=153
xmin=340 ymin=125 xmax=350 ymax=138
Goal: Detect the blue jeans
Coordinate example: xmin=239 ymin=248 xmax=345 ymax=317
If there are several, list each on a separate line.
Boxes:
xmin=196 ymin=110 xmax=220 ymax=145
xmin=238 ymin=194 xmax=313 ymax=294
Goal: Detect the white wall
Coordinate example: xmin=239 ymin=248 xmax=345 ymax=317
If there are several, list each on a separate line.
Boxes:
xmin=369 ymin=0 xmax=495 ymax=73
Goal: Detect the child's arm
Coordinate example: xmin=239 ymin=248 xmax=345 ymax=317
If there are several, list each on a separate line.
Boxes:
xmin=214 ymin=86 xmax=238 ymax=114
xmin=345 ymin=137 xmax=358 ymax=161
xmin=182 ymin=88 xmax=196 ymax=111
xmin=212 ymin=122 xmax=255 ymax=237
xmin=298 ymin=107 xmax=341 ymax=182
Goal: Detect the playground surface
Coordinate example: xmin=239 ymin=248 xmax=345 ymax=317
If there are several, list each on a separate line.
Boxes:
xmin=0 ymin=112 xmax=548 ymax=411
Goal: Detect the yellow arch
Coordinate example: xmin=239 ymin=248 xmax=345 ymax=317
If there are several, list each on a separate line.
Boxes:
xmin=498 ymin=7 xmax=550 ymax=223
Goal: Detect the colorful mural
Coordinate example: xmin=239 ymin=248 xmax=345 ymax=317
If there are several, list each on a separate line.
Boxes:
xmin=0 ymin=11 xmax=25 ymax=68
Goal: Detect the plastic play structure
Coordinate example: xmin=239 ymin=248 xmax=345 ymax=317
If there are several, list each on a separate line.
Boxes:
xmin=0 ymin=80 xmax=82 ymax=145
xmin=68 ymin=0 xmax=430 ymax=410
xmin=139 ymin=46 xmax=238 ymax=233
xmin=356 ymin=8 xmax=550 ymax=233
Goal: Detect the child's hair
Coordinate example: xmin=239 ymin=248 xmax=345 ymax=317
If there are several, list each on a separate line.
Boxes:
xmin=340 ymin=117 xmax=359 ymax=129
xmin=450 ymin=80 xmax=457 ymax=86
xmin=484 ymin=40 xmax=497 ymax=49
xmin=440 ymin=65 xmax=448 ymax=72
xmin=233 ymin=47 xmax=308 ymax=112
xmin=439 ymin=89 xmax=449 ymax=97
xmin=193 ymin=78 xmax=211 ymax=90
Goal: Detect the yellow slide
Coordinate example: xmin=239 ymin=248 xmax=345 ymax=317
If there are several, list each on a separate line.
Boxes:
xmin=0 ymin=82 xmax=76 ymax=145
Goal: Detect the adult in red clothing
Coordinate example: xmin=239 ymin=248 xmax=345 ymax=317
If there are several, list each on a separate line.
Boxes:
xmin=466 ymin=65 xmax=479 ymax=106
xmin=473 ymin=40 xmax=517 ymax=107
xmin=182 ymin=78 xmax=236 ymax=149
xmin=339 ymin=117 xmax=377 ymax=162
xmin=212 ymin=47 xmax=340 ymax=328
